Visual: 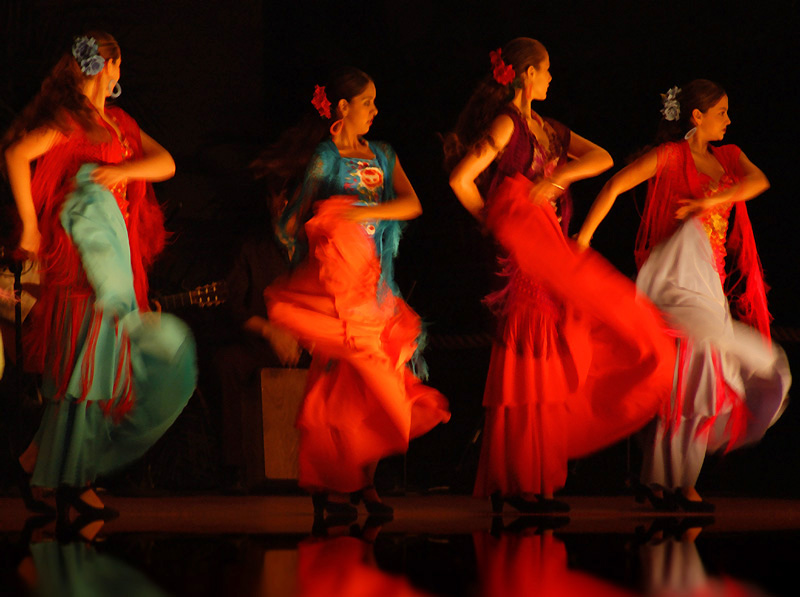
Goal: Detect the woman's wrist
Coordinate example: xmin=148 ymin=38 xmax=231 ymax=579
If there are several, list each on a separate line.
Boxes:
xmin=548 ymin=171 xmax=569 ymax=190
xmin=21 ymin=215 xmax=39 ymax=230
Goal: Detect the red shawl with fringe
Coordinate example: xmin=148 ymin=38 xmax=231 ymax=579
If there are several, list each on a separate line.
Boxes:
xmin=635 ymin=140 xmax=771 ymax=340
xmin=28 ymin=106 xmax=166 ymax=391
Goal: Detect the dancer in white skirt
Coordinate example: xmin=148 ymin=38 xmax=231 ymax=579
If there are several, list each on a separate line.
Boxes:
xmin=576 ymin=79 xmax=790 ymax=512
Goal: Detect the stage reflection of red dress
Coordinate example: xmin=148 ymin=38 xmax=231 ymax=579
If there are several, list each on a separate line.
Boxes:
xmin=474 ymin=530 xmax=636 ymax=597
xmin=474 ymin=109 xmax=675 ymax=498
xmin=298 ymin=536 xmax=432 ymax=597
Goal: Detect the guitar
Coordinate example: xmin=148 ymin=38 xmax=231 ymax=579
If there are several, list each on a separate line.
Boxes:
xmin=155 ymin=281 xmax=227 ymax=311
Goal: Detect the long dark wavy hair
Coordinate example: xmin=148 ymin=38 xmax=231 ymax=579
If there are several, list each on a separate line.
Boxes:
xmin=442 ymin=37 xmax=548 ymax=177
xmin=1 ymin=31 xmax=121 ymax=164
xmin=252 ymin=66 xmax=373 ymax=219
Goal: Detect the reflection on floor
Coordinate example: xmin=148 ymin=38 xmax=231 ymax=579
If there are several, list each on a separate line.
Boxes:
xmin=2 ymin=496 xmax=798 ymax=596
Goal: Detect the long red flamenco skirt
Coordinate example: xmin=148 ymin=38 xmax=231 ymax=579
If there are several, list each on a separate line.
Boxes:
xmin=266 ymin=198 xmax=450 ymax=493
xmin=474 ymin=174 xmax=676 ymax=497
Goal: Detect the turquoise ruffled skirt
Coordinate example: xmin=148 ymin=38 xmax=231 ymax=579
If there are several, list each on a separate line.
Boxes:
xmin=31 ymin=164 xmax=196 ymax=488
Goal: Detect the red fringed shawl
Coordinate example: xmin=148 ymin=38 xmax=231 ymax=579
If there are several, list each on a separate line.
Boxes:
xmin=29 ymin=106 xmax=166 ymax=402
xmin=634 ymin=141 xmax=771 ymax=340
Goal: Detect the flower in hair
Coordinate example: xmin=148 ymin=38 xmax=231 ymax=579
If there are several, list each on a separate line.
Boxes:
xmin=489 ymin=48 xmax=515 ymax=86
xmin=660 ymin=86 xmax=681 ymax=121
xmin=71 ymin=36 xmax=105 ymax=76
xmin=311 ymin=85 xmax=332 ymax=119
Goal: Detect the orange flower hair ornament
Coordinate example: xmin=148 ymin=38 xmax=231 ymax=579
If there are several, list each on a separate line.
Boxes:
xmin=489 ymin=49 xmax=515 ymax=86
xmin=311 ymin=85 xmax=331 ymax=119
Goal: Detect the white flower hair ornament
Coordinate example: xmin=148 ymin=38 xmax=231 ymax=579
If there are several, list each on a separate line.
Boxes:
xmin=660 ymin=86 xmax=681 ymax=121
xmin=71 ymin=36 xmax=105 ymax=76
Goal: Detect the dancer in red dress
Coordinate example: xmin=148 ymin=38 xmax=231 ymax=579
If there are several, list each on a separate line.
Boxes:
xmin=446 ymin=38 xmax=676 ymax=513
xmin=577 ymin=80 xmax=789 ymax=511
xmin=259 ymin=68 xmax=450 ymax=519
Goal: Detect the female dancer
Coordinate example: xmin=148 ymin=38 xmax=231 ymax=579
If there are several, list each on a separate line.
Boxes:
xmin=446 ymin=38 xmax=676 ymax=513
xmin=3 ymin=32 xmax=196 ymax=522
xmin=577 ymin=80 xmax=790 ymax=511
xmin=260 ymin=67 xmax=450 ymax=518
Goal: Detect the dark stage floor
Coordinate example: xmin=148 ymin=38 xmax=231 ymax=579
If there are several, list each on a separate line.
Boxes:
xmin=2 ymin=494 xmax=799 ymax=596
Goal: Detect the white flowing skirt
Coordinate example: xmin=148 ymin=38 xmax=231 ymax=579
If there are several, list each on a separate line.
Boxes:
xmin=636 ymin=219 xmax=790 ymax=486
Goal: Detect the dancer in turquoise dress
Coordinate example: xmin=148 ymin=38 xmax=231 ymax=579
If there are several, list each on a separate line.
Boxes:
xmin=3 ymin=32 xmax=196 ymax=524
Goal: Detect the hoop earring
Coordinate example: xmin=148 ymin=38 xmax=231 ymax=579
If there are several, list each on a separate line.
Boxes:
xmin=108 ymin=81 xmax=122 ymax=99
xmin=684 ymin=126 xmax=696 ymax=140
xmin=329 ymin=119 xmax=343 ymax=136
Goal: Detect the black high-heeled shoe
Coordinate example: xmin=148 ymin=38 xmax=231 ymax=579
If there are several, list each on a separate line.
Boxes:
xmin=631 ymin=481 xmax=677 ymax=511
xmin=490 ymin=492 xmax=570 ymax=514
xmin=56 ymin=486 xmax=119 ymax=522
xmin=311 ymin=492 xmax=359 ymax=519
xmin=673 ymin=489 xmax=715 ymax=513
xmin=56 ymin=514 xmax=106 ymax=544
xmin=535 ymin=497 xmax=571 ymax=513
xmin=631 ymin=517 xmax=680 ymax=548
xmin=350 ymin=486 xmax=394 ymax=516
xmin=12 ymin=459 xmax=55 ymax=514
xmin=502 ymin=514 xmax=571 ymax=533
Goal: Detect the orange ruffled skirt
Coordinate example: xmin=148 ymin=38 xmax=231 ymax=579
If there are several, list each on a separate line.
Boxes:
xmin=474 ymin=174 xmax=676 ymax=497
xmin=266 ymin=198 xmax=450 ymax=492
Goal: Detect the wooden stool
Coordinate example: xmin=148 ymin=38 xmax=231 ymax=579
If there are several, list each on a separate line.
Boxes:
xmin=259 ymin=367 xmax=307 ymax=480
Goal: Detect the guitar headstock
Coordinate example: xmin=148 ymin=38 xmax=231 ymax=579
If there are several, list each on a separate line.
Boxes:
xmin=190 ymin=281 xmax=228 ymax=307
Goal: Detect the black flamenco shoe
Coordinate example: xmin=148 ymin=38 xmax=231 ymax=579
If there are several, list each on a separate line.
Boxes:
xmin=506 ymin=514 xmax=571 ymax=533
xmin=311 ymin=492 xmax=359 ymax=520
xmin=361 ymin=513 xmax=393 ymax=535
xmin=12 ymin=459 xmax=55 ymax=515
xmin=491 ymin=492 xmax=570 ymax=515
xmin=668 ymin=515 xmax=715 ymax=540
xmin=535 ymin=497 xmax=571 ymax=513
xmin=673 ymin=489 xmax=715 ymax=513
xmin=311 ymin=514 xmax=360 ymax=538
xmin=631 ymin=481 xmax=677 ymax=512
xmin=56 ymin=486 xmax=119 ymax=523
xmin=350 ymin=486 xmax=394 ymax=517
xmin=490 ymin=491 xmax=505 ymax=514
xmin=56 ymin=514 xmax=107 ymax=544
xmin=630 ymin=517 xmax=680 ymax=550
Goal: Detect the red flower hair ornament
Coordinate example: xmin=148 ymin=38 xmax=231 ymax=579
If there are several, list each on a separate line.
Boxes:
xmin=489 ymin=49 xmax=515 ymax=86
xmin=311 ymin=85 xmax=331 ymax=119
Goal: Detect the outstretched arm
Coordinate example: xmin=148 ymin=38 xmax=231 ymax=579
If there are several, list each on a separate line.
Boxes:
xmin=4 ymin=127 xmax=63 ymax=255
xmin=91 ymin=130 xmax=176 ymax=188
xmin=449 ymin=114 xmax=514 ymax=221
xmin=575 ymin=148 xmax=659 ymax=250
xmin=348 ymin=156 xmax=423 ymax=221
xmin=675 ymin=151 xmax=769 ymax=219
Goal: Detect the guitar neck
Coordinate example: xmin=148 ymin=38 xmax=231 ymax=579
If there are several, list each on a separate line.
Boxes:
xmin=158 ymin=281 xmax=227 ymax=311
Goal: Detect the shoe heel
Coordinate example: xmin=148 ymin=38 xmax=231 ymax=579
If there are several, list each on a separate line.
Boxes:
xmin=13 ymin=459 xmax=55 ymax=515
xmin=56 ymin=486 xmax=118 ymax=521
xmin=490 ymin=492 xmax=503 ymax=514
xmin=311 ymin=493 xmax=327 ymax=516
